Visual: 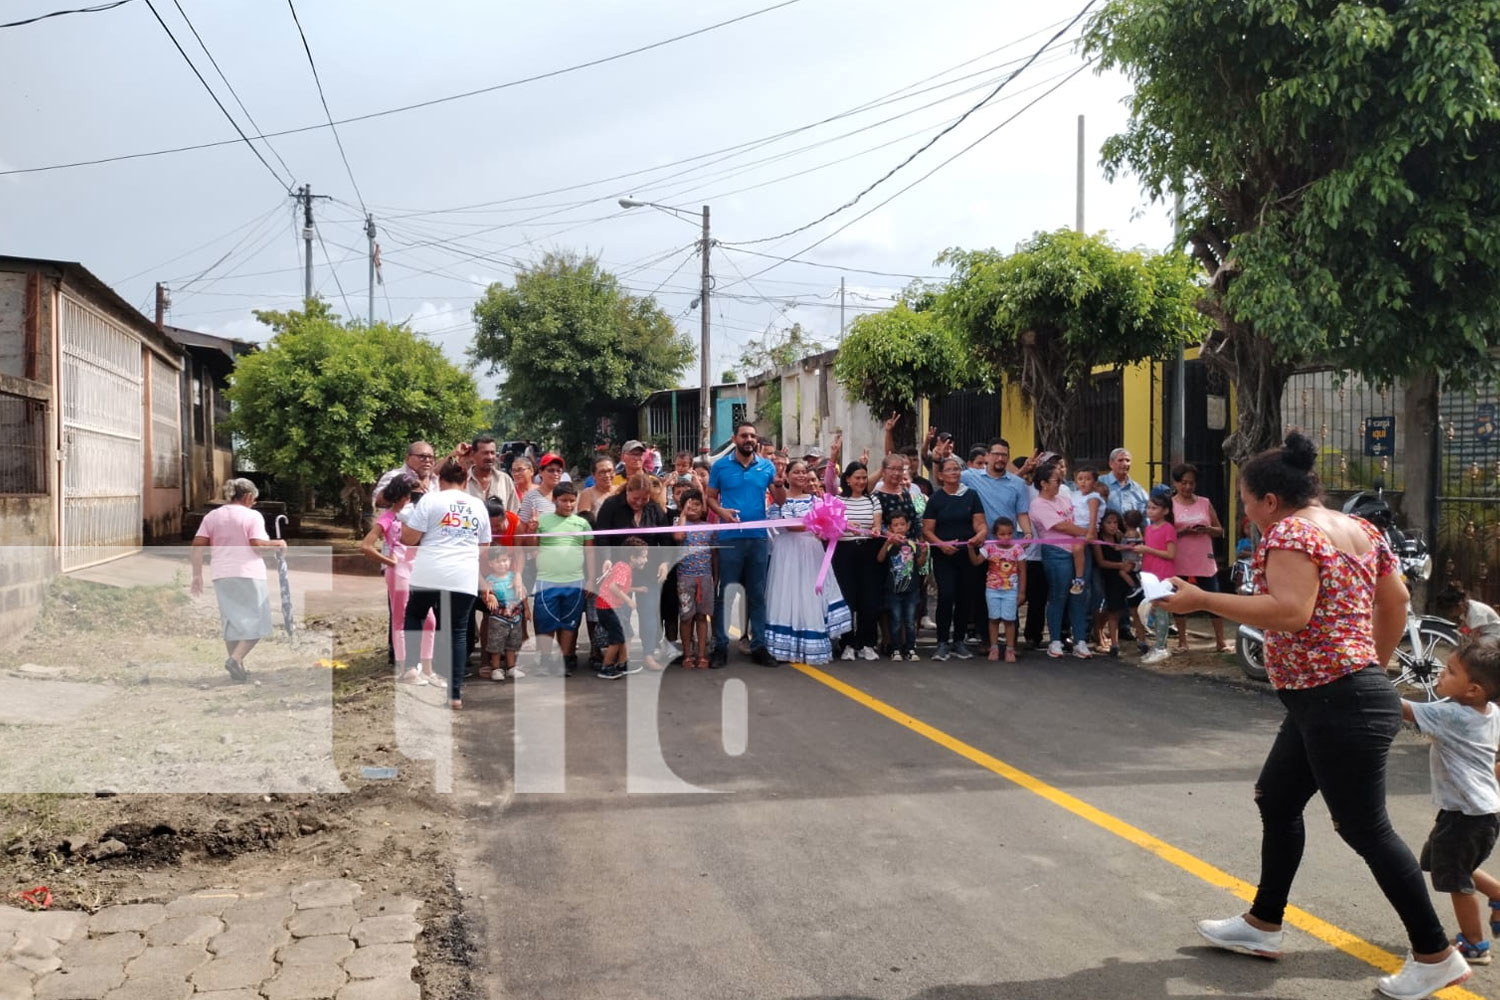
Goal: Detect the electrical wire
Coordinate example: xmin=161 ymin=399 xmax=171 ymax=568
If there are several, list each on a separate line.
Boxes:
xmin=723 ymin=0 xmax=1097 ymax=246
xmin=723 ymin=60 xmax=1097 ymax=290
xmin=718 ymin=246 xmax=943 ymax=282
xmin=168 ymin=0 xmax=296 ymax=183
xmin=1 ymin=0 xmax=805 ymax=177
xmin=140 ymin=0 xmax=290 ymax=190
xmin=1 ymin=0 xmax=133 ymax=29
xmin=285 ymin=0 xmax=365 ymax=210
xmin=116 ymin=199 xmax=287 ymax=285
xmin=643 ymin=247 xmax=699 ymax=301
xmin=171 ymin=204 xmax=291 ymax=294
xmin=315 ymin=224 xmax=355 ymax=318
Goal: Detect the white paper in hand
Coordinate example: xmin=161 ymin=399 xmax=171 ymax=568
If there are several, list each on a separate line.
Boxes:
xmin=1139 ymin=572 xmax=1175 ymax=602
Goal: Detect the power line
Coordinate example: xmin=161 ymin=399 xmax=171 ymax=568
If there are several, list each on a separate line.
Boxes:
xmin=168 ymin=0 xmax=296 ymax=182
xmin=315 ymin=224 xmax=355 ymax=319
xmin=1 ymin=0 xmax=805 ymax=177
xmin=718 ymin=246 xmax=944 ymax=282
xmin=285 ymin=0 xmax=365 ymax=210
xmin=140 ymin=0 xmax=290 ymax=190
xmin=723 ymin=0 xmax=1097 ymax=247
xmin=116 ymin=199 xmax=286 ymax=285
xmin=724 ymin=60 xmax=1097 ymax=290
xmin=1 ymin=0 xmax=133 ymax=29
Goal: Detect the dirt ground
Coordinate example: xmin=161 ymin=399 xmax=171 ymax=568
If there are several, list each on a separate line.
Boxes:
xmin=0 ymin=572 xmax=483 ymax=1000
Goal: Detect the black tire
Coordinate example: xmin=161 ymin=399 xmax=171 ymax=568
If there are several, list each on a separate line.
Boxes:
xmin=1236 ymin=629 xmax=1268 ymax=683
xmin=1389 ymin=619 xmax=1460 ymax=702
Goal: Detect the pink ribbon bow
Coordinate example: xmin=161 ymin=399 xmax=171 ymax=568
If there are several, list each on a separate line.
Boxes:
xmin=802 ymin=494 xmax=848 ymax=594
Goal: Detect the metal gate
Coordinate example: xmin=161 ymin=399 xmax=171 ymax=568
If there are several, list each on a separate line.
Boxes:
xmin=60 ymin=295 xmax=143 ymax=570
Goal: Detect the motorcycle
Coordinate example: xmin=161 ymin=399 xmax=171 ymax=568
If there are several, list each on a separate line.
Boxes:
xmin=1234 ymin=481 xmax=1459 ymax=699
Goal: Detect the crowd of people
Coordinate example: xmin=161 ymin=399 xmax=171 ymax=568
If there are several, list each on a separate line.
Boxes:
xmin=342 ymin=422 xmax=1245 ymax=706
xmin=187 ymin=420 xmax=1500 ymax=999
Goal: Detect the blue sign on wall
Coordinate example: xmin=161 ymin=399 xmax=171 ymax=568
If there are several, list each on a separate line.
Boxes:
xmin=1363 ymin=416 xmax=1395 ymax=457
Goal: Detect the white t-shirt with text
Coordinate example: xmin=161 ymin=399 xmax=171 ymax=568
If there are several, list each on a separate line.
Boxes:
xmin=402 ymin=489 xmax=491 ymax=595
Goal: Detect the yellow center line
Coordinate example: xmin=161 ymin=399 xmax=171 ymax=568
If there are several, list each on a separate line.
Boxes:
xmin=792 ymin=662 xmax=1485 ymax=999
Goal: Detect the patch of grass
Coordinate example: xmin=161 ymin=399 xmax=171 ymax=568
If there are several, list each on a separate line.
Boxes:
xmin=40 ymin=577 xmax=190 ymax=636
xmin=0 ymin=793 xmax=74 ymax=845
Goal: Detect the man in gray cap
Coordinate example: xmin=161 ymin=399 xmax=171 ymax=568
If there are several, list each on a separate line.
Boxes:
xmin=616 ymin=439 xmax=647 ymax=486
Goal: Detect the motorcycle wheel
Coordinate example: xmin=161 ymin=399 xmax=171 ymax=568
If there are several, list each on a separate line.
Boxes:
xmin=1236 ymin=629 xmax=1268 ymax=683
xmin=1389 ymin=619 xmax=1460 ymax=702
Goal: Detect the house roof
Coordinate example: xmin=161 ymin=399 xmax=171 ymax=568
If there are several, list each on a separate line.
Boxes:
xmin=163 ymin=325 xmax=256 ymax=361
xmin=0 ymin=255 xmax=182 ymax=362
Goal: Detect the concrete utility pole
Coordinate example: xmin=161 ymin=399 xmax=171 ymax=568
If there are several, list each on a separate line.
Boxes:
xmin=1075 ymin=115 xmax=1085 ymax=234
xmin=299 ymin=184 xmax=314 ymax=304
xmin=699 ymin=205 xmax=712 ymax=454
xmin=154 ymin=283 xmax=169 ymax=331
xmin=365 ymin=213 xmax=376 ymax=326
xmin=840 ymin=276 xmax=846 ymax=341
xmin=1171 ymin=194 xmax=1186 ymax=466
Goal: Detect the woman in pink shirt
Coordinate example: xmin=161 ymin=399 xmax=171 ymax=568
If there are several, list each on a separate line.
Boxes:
xmin=1028 ymin=459 xmax=1092 ymax=659
xmin=190 ymin=478 xmax=285 ymax=683
xmin=1171 ymin=463 xmax=1227 ymax=651
xmin=359 ymin=475 xmax=438 ymax=685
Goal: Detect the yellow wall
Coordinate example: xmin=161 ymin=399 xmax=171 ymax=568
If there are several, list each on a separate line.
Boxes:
xmin=1000 ymin=382 xmax=1033 ymax=456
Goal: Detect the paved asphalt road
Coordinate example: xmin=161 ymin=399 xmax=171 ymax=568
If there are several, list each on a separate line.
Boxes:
xmin=456 ymin=650 xmax=1489 ymax=1000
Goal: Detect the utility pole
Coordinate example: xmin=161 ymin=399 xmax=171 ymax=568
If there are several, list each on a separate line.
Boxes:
xmin=699 ymin=205 xmax=712 ymax=455
xmin=154 ymin=282 xmax=169 ymax=331
xmin=1170 ymin=194 xmax=1186 ymax=467
xmin=299 ymin=184 xmax=314 ymax=305
xmin=839 ymin=276 xmax=846 ymax=341
xmin=365 ymin=213 xmax=376 ymax=326
xmin=1075 ymin=115 xmax=1085 ymax=234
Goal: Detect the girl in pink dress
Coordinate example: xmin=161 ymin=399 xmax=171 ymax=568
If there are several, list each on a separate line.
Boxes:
xmin=1171 ymin=463 xmax=1228 ymax=651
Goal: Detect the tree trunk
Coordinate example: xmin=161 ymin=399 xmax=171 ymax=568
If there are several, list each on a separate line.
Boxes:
xmin=1401 ymin=373 xmax=1441 ymax=613
xmin=1019 ymin=329 xmax=1071 ymax=459
xmin=1203 ymin=316 xmax=1289 ymax=466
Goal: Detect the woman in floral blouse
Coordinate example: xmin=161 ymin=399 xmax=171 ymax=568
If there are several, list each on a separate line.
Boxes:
xmin=1159 ymin=433 xmax=1464 ymax=1000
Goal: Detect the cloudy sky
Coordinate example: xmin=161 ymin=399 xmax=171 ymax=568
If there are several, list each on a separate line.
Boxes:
xmin=1 ymin=0 xmax=1175 ymax=395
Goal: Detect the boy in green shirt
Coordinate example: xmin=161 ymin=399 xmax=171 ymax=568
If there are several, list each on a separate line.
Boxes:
xmin=525 ymin=482 xmax=594 ymax=676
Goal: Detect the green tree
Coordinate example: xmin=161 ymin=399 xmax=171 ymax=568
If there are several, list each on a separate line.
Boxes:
xmin=1086 ymin=0 xmax=1500 ymax=461
xmin=832 ymin=304 xmax=969 ymax=420
xmin=938 ymin=229 xmax=1208 ymax=459
xmin=731 ymin=322 xmax=827 ymax=436
xmin=470 ymin=252 xmax=694 ymax=460
xmin=225 ymin=300 xmax=483 ymax=491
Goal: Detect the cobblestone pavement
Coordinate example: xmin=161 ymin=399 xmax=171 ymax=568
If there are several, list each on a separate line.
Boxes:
xmin=0 ymin=879 xmax=422 ymax=1000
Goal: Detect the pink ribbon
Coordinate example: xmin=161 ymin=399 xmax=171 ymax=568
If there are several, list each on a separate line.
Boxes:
xmin=803 ymin=495 xmax=848 ymax=594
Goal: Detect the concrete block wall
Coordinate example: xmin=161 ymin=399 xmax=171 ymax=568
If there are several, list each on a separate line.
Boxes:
xmin=0 ymin=496 xmax=55 ymax=638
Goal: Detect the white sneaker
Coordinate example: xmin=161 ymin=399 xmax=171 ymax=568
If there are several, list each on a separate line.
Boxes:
xmin=890 ymin=651 xmax=904 ymax=662
xmin=1196 ymin=914 xmax=1283 ymax=958
xmin=860 ymin=646 xmax=879 ymax=661
xmin=1377 ymin=950 xmax=1471 ymax=999
xmin=507 ymin=667 xmax=525 ymax=679
xmin=489 ymin=671 xmax=505 ymax=683
xmin=841 ymin=646 xmax=857 ymax=661
xmin=906 ymin=650 xmax=921 ymax=661
xmin=920 ymin=616 xmax=937 ymax=630
xmin=1073 ymin=641 xmax=1092 ymax=659
xmin=1047 ymin=641 xmax=1064 ymax=659
xmin=1141 ymin=648 xmax=1170 ymax=665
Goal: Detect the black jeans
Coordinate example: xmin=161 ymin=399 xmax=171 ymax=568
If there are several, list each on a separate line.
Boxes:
xmin=1250 ymin=665 xmax=1447 ymax=954
xmin=930 ymin=547 xmax=977 ymax=645
xmin=1023 ymin=558 xmax=1049 ymax=645
xmin=833 ymin=539 xmax=883 ymax=651
xmin=403 ymin=588 xmax=478 ymax=704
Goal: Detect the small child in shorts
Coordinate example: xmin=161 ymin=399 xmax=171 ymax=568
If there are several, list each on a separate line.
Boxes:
xmin=1402 ymin=631 xmax=1500 ymax=964
xmin=970 ymin=516 xmax=1026 ymax=662
xmin=878 ymin=512 xmax=926 ymax=661
xmin=593 ymin=538 xmax=650 ymax=680
xmin=483 ymin=547 xmax=527 ymax=682
xmin=673 ymin=489 xmax=717 ymax=669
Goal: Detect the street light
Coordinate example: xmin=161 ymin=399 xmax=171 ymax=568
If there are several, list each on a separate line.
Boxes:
xmin=620 ymin=197 xmax=713 ymax=455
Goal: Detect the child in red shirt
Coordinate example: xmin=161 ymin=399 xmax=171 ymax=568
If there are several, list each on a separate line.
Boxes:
xmin=593 ymin=538 xmax=649 ymax=680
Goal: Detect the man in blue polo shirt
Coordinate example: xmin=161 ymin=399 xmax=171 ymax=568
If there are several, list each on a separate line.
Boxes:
xmin=706 ymin=421 xmax=785 ymax=668
xmin=960 ymin=437 xmax=1033 ymax=539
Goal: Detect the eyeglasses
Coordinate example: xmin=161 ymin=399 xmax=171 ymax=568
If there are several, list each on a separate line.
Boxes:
xmin=409 ymin=453 xmax=436 ymax=460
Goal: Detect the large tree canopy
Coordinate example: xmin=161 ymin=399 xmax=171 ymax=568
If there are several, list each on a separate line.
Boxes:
xmin=470 ymin=252 xmax=694 ymax=460
xmin=938 ymin=229 xmax=1208 ymax=459
xmin=1087 ymin=0 xmax=1500 ymax=461
xmin=833 ymin=303 xmax=970 ymax=421
xmin=225 ymin=300 xmax=483 ymax=485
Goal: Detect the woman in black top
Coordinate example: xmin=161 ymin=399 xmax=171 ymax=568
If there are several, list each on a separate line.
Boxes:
xmin=922 ymin=457 xmax=986 ymax=661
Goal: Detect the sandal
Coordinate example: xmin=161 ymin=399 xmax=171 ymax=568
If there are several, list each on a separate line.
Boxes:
xmin=450 ymin=700 xmax=462 ymax=711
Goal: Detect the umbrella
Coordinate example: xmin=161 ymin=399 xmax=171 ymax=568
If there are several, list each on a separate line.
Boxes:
xmin=274 ymin=514 xmax=294 ymax=644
